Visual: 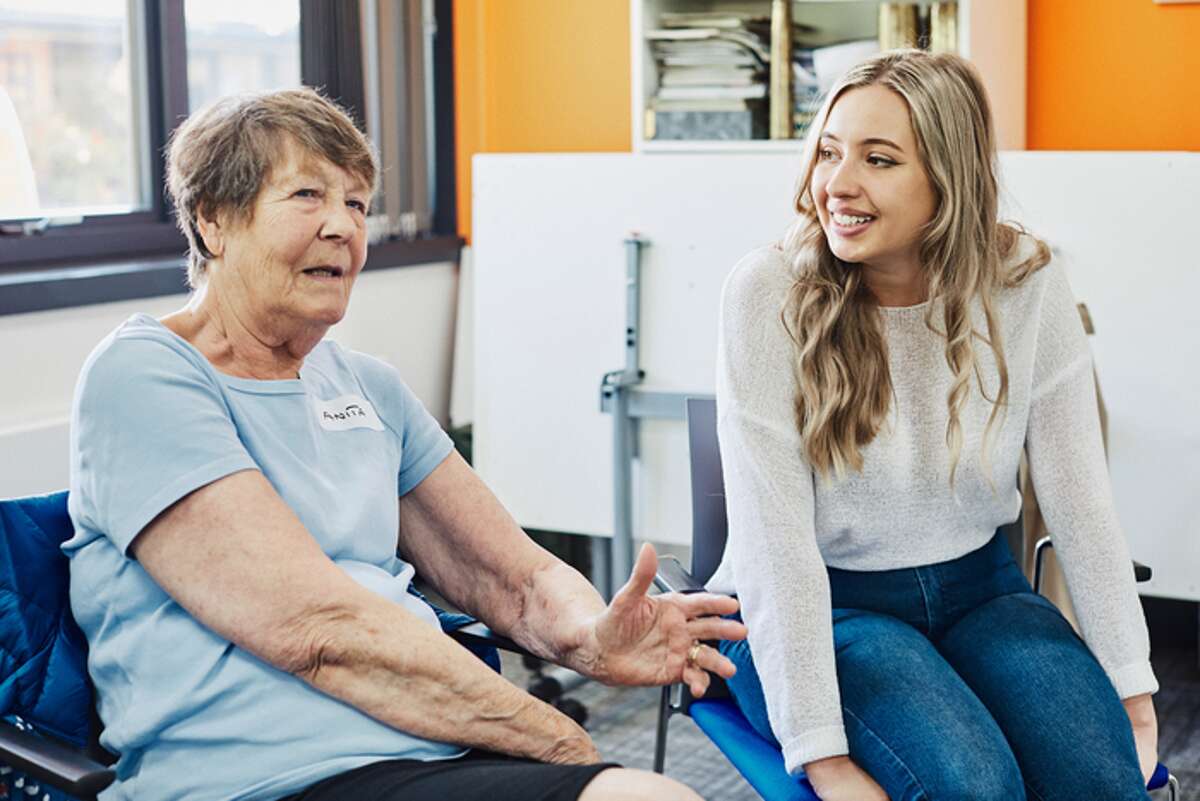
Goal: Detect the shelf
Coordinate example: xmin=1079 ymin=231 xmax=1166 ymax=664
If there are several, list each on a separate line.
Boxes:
xmin=631 ymin=0 xmax=1026 ymax=153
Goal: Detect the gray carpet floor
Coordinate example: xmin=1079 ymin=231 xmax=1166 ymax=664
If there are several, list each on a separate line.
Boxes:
xmin=504 ymin=646 xmax=1198 ymax=800
xmin=1151 ymin=647 xmax=1200 ymax=797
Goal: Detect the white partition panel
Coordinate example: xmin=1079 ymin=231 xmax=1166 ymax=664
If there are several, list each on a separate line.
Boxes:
xmin=473 ymin=152 xmax=1200 ymax=601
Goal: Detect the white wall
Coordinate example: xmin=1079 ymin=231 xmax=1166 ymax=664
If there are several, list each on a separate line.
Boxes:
xmin=0 ymin=261 xmax=459 ymax=496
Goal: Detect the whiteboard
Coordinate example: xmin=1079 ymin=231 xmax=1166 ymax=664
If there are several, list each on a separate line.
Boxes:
xmin=473 ymin=151 xmax=1200 ymax=601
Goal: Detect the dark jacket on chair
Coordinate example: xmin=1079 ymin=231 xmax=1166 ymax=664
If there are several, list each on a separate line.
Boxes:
xmin=0 ymin=491 xmax=91 ymax=746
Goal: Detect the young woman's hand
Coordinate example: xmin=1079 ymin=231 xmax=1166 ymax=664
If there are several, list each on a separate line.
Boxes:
xmin=804 ymin=755 xmax=890 ymax=801
xmin=1122 ymin=693 xmax=1158 ymax=783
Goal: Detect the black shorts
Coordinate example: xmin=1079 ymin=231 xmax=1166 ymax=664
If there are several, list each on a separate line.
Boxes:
xmin=280 ymin=750 xmax=620 ymax=801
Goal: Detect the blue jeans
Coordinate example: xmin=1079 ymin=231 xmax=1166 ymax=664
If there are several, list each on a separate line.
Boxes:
xmin=718 ymin=532 xmax=1149 ymax=801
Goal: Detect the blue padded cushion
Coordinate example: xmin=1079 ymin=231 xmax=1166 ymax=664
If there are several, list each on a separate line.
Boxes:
xmin=0 ymin=491 xmax=92 ymax=747
xmin=689 ymin=698 xmax=819 ymax=801
xmin=1148 ymin=762 xmax=1169 ymax=791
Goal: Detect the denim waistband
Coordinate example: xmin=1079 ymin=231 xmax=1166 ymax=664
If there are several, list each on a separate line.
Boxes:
xmin=826 ymin=530 xmax=1033 ymax=640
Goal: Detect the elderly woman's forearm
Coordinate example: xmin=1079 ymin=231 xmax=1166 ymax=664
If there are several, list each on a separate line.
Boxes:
xmin=129 ymin=471 xmax=585 ymax=760
xmin=395 ymin=453 xmax=605 ymax=667
xmin=284 ymin=595 xmax=593 ymax=761
xmin=504 ymin=560 xmax=608 ymax=675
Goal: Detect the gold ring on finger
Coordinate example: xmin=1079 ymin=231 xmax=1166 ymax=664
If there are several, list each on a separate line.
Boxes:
xmin=687 ymin=642 xmax=703 ymax=667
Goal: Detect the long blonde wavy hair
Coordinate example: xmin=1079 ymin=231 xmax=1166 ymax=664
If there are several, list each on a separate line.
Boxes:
xmin=781 ymin=50 xmax=1050 ymax=485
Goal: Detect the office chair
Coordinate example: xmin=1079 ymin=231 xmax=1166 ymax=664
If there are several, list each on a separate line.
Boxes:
xmin=0 ymin=491 xmax=546 ymax=801
xmin=652 ymin=397 xmax=1179 ymax=801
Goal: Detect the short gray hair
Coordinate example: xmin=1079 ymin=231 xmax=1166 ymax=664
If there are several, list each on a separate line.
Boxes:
xmin=166 ymin=87 xmax=379 ymax=288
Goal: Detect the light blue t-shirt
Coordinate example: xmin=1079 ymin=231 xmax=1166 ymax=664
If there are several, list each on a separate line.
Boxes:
xmin=64 ymin=314 xmax=462 ymax=801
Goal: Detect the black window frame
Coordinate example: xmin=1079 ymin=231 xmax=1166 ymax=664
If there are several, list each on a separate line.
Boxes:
xmin=0 ymin=0 xmax=459 ymax=316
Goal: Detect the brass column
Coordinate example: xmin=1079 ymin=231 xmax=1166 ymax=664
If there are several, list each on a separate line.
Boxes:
xmin=769 ymin=0 xmax=793 ymax=139
xmin=930 ymin=2 xmax=959 ymax=54
xmin=878 ymin=3 xmax=920 ymax=51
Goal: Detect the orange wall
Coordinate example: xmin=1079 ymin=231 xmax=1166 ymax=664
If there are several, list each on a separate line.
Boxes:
xmin=1027 ymin=0 xmax=1200 ymax=150
xmin=453 ymin=1 xmax=630 ymax=240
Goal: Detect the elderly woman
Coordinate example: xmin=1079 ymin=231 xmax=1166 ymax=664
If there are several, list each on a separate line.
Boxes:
xmin=63 ymin=88 xmax=744 ymax=801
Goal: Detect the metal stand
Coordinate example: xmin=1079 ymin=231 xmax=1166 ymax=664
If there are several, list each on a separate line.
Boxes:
xmin=597 ymin=235 xmax=647 ymax=599
xmin=589 ymin=537 xmax=612 ymax=604
xmin=597 ymin=234 xmax=709 ymax=599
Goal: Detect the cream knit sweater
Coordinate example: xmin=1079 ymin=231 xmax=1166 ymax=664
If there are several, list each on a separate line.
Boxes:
xmin=706 ymin=239 xmax=1157 ymax=775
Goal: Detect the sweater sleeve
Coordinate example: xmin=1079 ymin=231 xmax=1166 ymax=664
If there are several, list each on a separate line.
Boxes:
xmin=1024 ymin=261 xmax=1158 ymax=699
xmin=715 ymin=249 xmax=849 ymax=773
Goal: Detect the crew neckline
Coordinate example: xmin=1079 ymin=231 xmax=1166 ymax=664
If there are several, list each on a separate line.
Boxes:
xmin=877 ymin=299 xmax=932 ymax=315
xmin=127 ymin=313 xmax=310 ymax=394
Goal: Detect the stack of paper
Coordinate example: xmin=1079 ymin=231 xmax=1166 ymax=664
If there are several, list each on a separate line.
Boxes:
xmin=793 ymin=39 xmax=880 ymax=139
xmin=648 ymin=20 xmax=770 ymax=107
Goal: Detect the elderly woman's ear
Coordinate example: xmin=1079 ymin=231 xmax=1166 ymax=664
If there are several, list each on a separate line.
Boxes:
xmin=195 ymin=210 xmax=225 ymax=259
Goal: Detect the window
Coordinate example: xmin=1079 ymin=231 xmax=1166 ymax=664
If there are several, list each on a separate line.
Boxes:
xmin=0 ymin=0 xmax=459 ymax=313
xmin=0 ymin=0 xmax=147 ymax=218
xmin=184 ymin=0 xmax=301 ymax=112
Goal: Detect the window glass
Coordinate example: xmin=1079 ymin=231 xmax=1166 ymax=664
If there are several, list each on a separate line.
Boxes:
xmin=0 ymin=0 xmax=144 ymax=218
xmin=184 ymin=0 xmax=300 ymax=113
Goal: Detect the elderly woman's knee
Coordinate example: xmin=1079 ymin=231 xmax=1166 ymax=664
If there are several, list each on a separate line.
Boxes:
xmin=578 ymin=768 xmax=704 ymax=801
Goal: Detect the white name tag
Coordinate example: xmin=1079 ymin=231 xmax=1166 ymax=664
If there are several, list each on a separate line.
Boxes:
xmin=313 ymin=394 xmax=384 ymax=432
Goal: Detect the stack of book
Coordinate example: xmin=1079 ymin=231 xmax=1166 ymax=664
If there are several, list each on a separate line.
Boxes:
xmin=646 ymin=11 xmax=770 ymax=141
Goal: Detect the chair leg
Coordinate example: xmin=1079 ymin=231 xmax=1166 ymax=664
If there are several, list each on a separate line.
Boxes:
xmin=1167 ymin=773 xmax=1178 ymax=801
xmin=653 ymin=685 xmax=673 ymax=773
xmin=1032 ymin=536 xmax=1052 ymax=595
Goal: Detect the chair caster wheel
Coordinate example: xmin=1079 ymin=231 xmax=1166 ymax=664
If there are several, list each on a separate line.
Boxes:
xmin=527 ymin=675 xmax=563 ymax=703
xmin=524 ymin=659 xmax=587 ymax=727
xmin=554 ymin=698 xmax=588 ymax=727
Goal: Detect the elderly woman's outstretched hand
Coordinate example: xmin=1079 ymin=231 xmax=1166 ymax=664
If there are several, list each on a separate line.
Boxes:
xmin=575 ymin=543 xmax=747 ymax=697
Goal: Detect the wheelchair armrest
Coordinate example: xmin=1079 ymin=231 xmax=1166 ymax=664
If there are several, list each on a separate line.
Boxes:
xmin=0 ymin=721 xmax=114 ymax=798
xmin=653 ymin=555 xmax=706 ymax=595
xmin=1033 ymin=537 xmax=1153 ymax=593
xmin=447 ymin=620 xmax=528 ymax=657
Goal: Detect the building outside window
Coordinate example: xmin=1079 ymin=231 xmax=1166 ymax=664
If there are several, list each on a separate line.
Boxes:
xmin=0 ymin=0 xmax=142 ymax=218
xmin=183 ymin=0 xmax=300 ymax=113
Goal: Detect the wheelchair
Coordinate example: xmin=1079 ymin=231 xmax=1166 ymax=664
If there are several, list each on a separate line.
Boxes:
xmin=651 ymin=397 xmax=1180 ymax=801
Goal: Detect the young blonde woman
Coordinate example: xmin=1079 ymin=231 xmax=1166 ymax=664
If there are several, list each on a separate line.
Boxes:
xmin=709 ymin=50 xmax=1159 ymax=801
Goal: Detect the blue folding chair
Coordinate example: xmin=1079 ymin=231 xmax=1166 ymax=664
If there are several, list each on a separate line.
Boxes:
xmin=652 ymin=397 xmax=1179 ymax=801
